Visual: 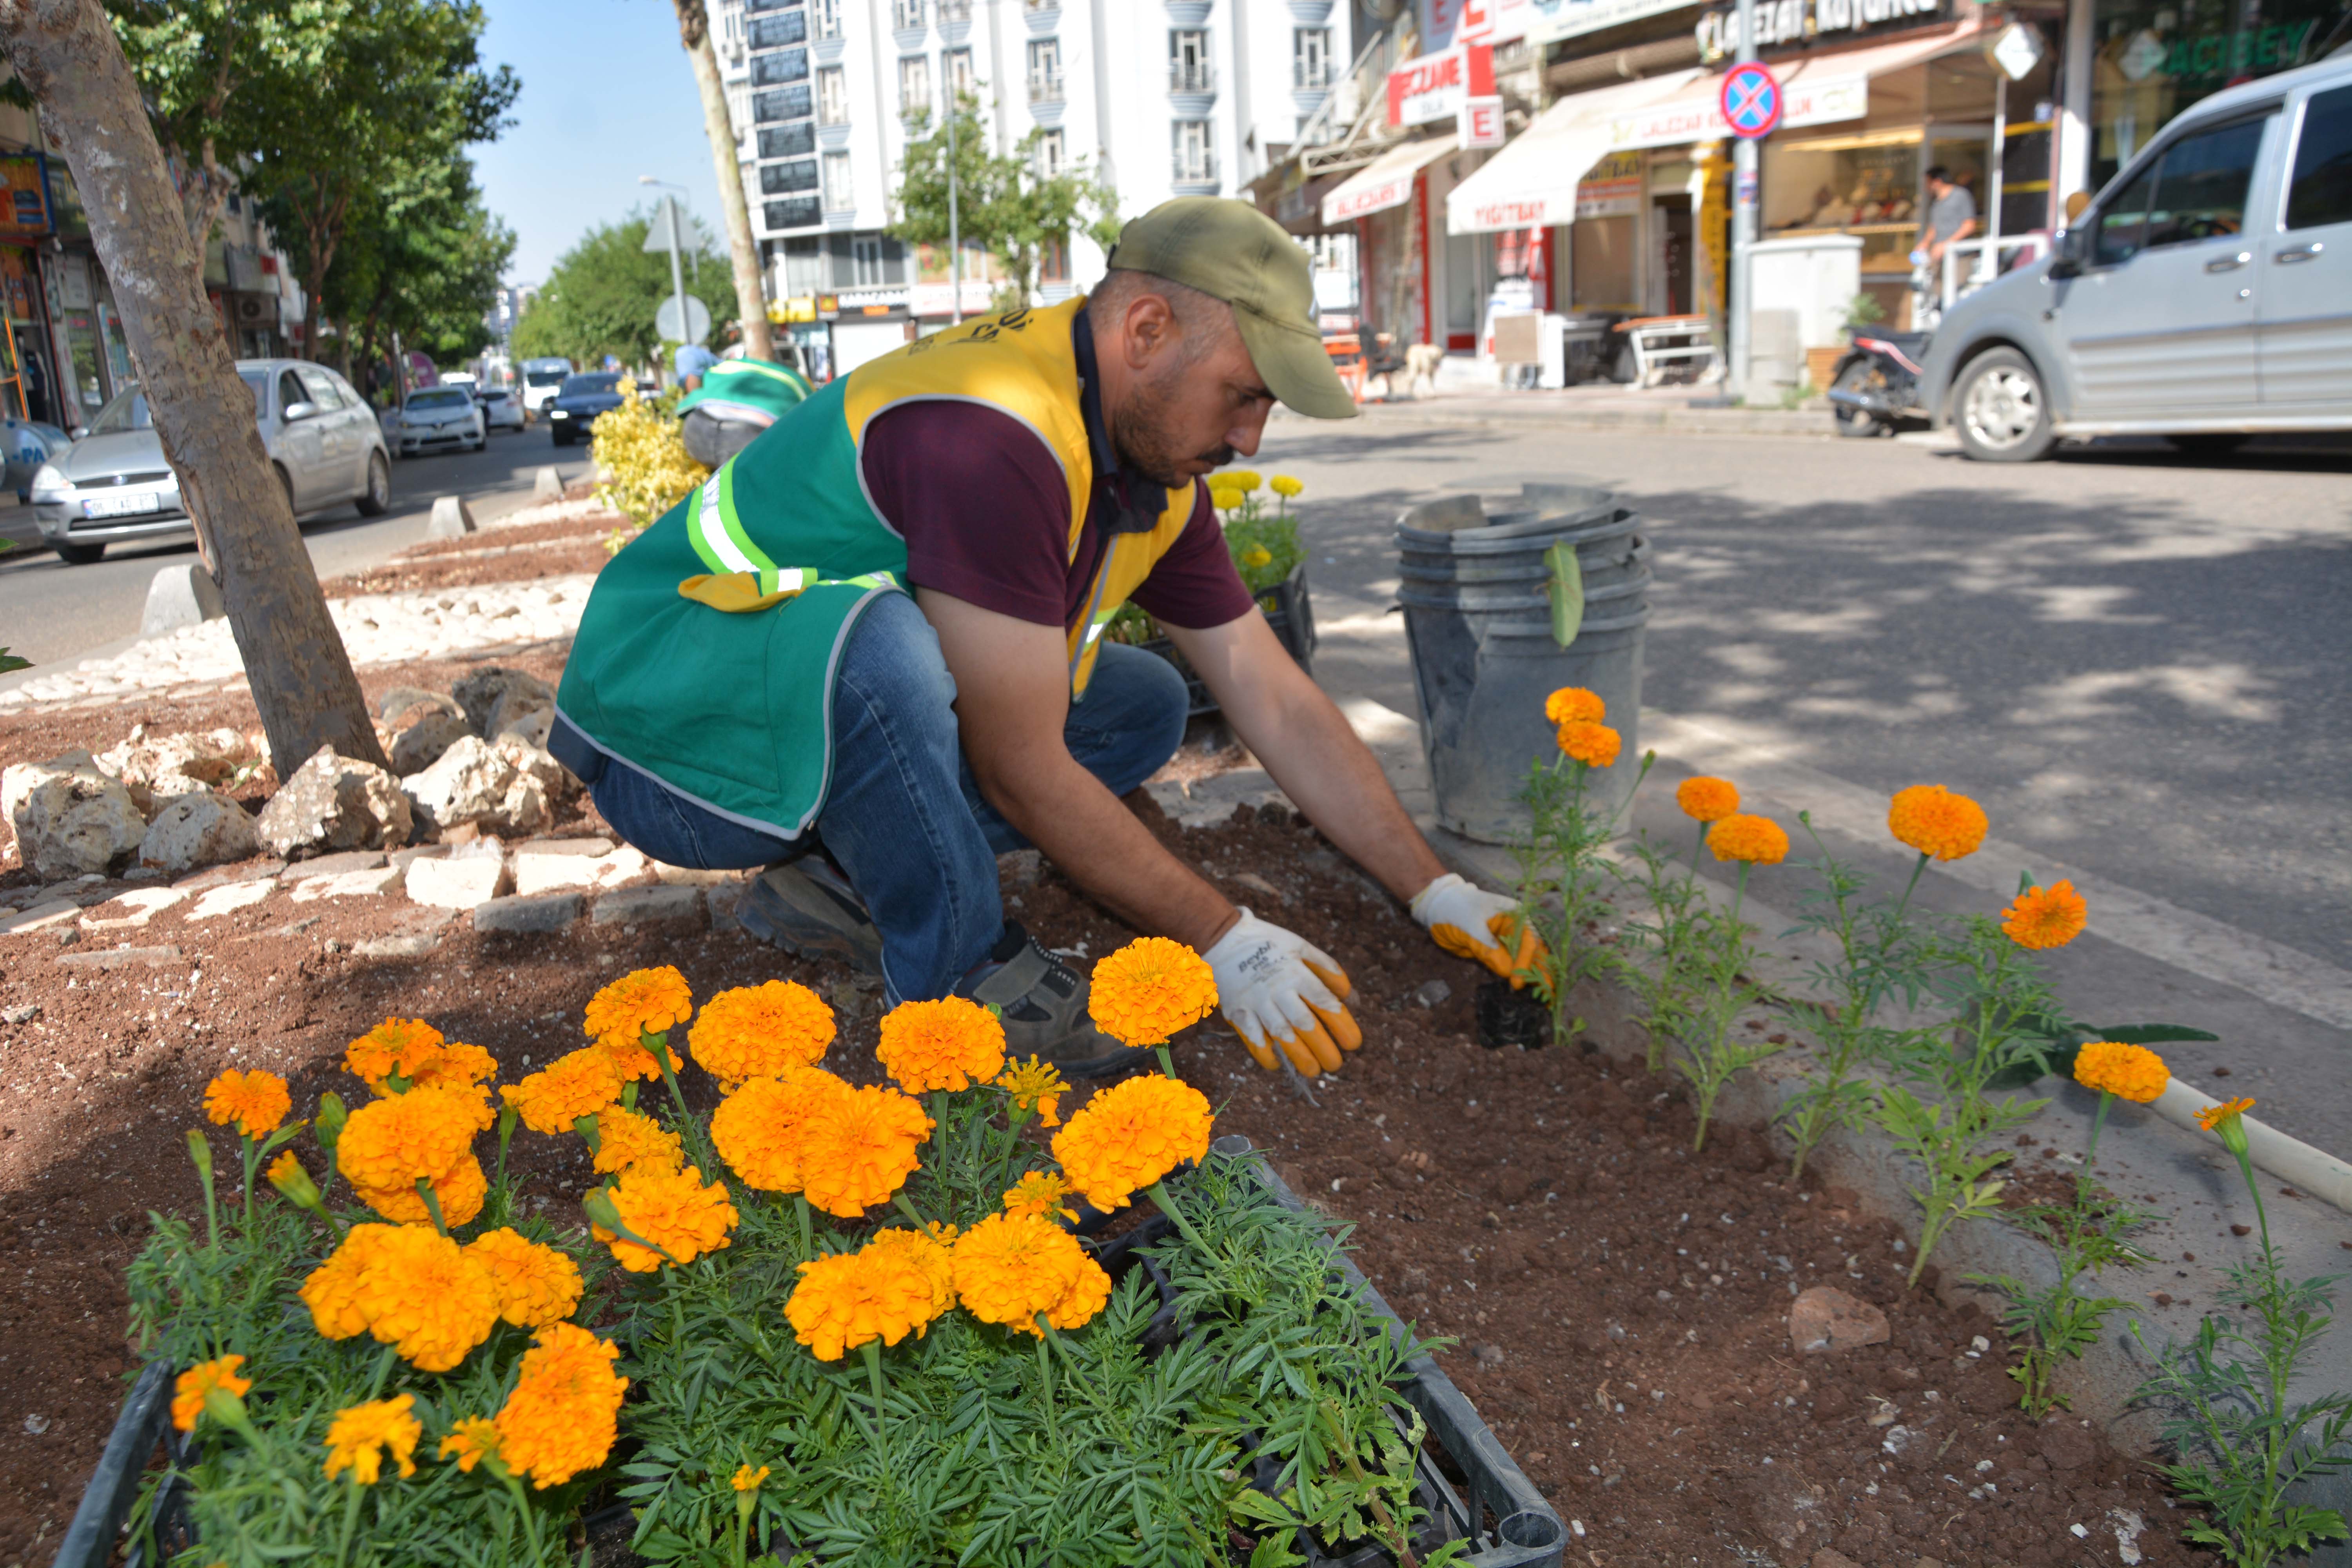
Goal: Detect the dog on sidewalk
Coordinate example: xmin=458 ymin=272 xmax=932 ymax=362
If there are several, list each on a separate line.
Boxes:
xmin=1366 ymin=342 xmax=1446 ymax=401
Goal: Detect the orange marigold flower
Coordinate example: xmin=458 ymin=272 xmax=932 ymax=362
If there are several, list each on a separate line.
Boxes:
xmin=494 ymin=1323 xmax=628 ymax=1489
xmin=2002 ymin=879 xmax=2087 ymax=951
xmin=710 ymin=1064 xmax=852 ymax=1193
xmin=877 ymin=996 xmax=1008 ymax=1092
xmin=1088 ymin=937 xmax=1218 ymax=1048
xmin=352 ymin=1152 xmax=488 ymax=1229
xmin=204 ymin=1069 xmax=291 ymax=1139
xmin=465 ymin=1228 xmax=586 ymax=1329
xmin=2196 ymin=1095 xmax=2256 ymax=1132
xmin=1003 ymin=1169 xmax=1077 ymax=1223
xmin=590 ymin=1104 xmax=684 ymax=1178
xmin=323 ymin=1394 xmax=421 ymax=1486
xmin=1544 ymin=686 xmax=1605 ymax=725
xmin=410 ymin=1040 xmax=498 ymax=1093
xmin=785 ymin=1232 xmax=955 ymax=1360
xmin=336 ymin=1085 xmax=482 ymax=1194
xmin=438 ymin=1416 xmax=501 ymax=1474
xmin=1707 ymin=813 xmax=1789 ymax=866
xmin=688 ymin=980 xmax=835 ymax=1090
xmin=345 ymin=1018 xmax=446 ymax=1092
xmin=1887 ymin=784 xmax=1989 ymax=862
xmin=949 ymin=1211 xmax=1113 ymax=1336
xmin=733 ymin=1463 xmax=770 ymax=1492
xmin=299 ymin=1224 xmax=398 ymax=1340
xmin=996 ymin=1056 xmax=1067 ymax=1127
xmin=863 ymin=1225 xmax=958 ymax=1321
xmin=593 ymin=1164 xmax=738 ymax=1272
xmin=596 ymin=1032 xmax=667 ymax=1083
xmin=795 ymin=1083 xmax=933 ymax=1218
xmin=584 ymin=966 xmax=694 ymax=1051
xmin=1555 ymin=719 xmax=1622 ymax=770
xmin=1049 ymin=1072 xmax=1214 ymax=1213
xmin=2073 ymin=1041 xmax=2169 ymax=1105
xmin=500 ymin=1049 xmax=624 ymax=1135
xmin=348 ymin=1224 xmax=502 ymax=1372
xmin=1675 ymin=776 xmax=1740 ymax=824
xmin=171 ymin=1355 xmax=250 ymax=1435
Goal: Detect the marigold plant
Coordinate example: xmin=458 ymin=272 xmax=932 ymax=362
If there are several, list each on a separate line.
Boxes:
xmin=1003 ymin=1169 xmax=1077 ymax=1222
xmin=2197 ymin=1094 xmax=2256 ymax=1134
xmin=2074 ymin=1041 xmax=2169 ymax=1104
xmin=340 ymin=1223 xmax=503 ymax=1371
xmin=591 ymin=1103 xmax=685 ymax=1178
xmin=2002 ymin=879 xmax=2088 ymax=951
xmin=409 ymin=1040 xmax=499 ymax=1093
xmin=323 ymin=1394 xmax=421 ymax=1485
xmin=586 ymin=965 xmax=695 ymax=1051
xmin=1675 ymin=776 xmax=1740 ymax=823
xmin=299 ymin=1223 xmax=397 ymax=1339
xmin=996 ymin=1056 xmax=1067 ymax=1126
xmin=1543 ymin=686 xmax=1605 ymax=726
xmin=688 ymin=979 xmax=836 ymax=1089
xmin=1088 ymin=938 xmax=1218 ymax=1049
xmin=353 ymin=1152 xmax=488 ymax=1229
xmin=795 ymin=1083 xmax=933 ymax=1218
xmin=710 ymin=1064 xmax=851 ymax=1193
xmin=501 ymin=1048 xmax=625 ymax=1135
xmin=786 ymin=1232 xmax=956 ymax=1359
xmin=1050 ymin=1073 xmax=1214 ymax=1212
xmin=595 ymin=1163 xmax=739 ymax=1272
xmin=1270 ymin=474 xmax=1304 ymax=498
xmin=1706 ymin=813 xmax=1789 ymax=866
xmin=494 ymin=1322 xmax=629 ymax=1489
xmin=1554 ymin=719 xmax=1622 ymax=769
xmin=1887 ymin=783 xmax=1989 ymax=862
xmin=439 ymin=1416 xmax=501 ymax=1474
xmin=734 ymin=1463 xmax=770 ymax=1492
xmin=344 ymin=1017 xmax=447 ymax=1091
xmin=876 ymin=995 xmax=1008 ymax=1092
xmin=864 ymin=1224 xmax=958 ymax=1320
xmin=171 ymin=1354 xmax=250 ymax=1434
xmin=466 ymin=1227 xmax=586 ymax=1329
xmin=336 ymin=1085 xmax=485 ymax=1194
xmin=949 ymin=1211 xmax=1112 ymax=1336
xmin=203 ymin=1069 xmax=290 ymax=1138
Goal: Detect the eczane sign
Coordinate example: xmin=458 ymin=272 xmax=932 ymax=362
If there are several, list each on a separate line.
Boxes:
xmin=1387 ymin=44 xmax=1497 ymax=127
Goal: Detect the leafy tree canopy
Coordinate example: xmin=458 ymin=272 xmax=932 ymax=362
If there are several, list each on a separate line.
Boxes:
xmin=320 ymin=154 xmax=514 ymax=395
xmin=892 ymin=93 xmax=1121 ymax=310
xmin=509 ymin=211 xmax=737 ymax=370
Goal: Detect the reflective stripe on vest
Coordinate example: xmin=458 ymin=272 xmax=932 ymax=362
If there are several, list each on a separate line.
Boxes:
xmin=687 ymin=465 xmax=780 ymax=578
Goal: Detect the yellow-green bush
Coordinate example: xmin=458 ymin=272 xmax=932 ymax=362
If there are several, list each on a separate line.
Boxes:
xmin=592 ymin=380 xmax=708 ymax=530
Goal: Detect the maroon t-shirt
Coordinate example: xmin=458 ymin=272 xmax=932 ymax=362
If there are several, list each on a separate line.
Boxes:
xmin=858 ymin=399 xmax=1257 ymax=633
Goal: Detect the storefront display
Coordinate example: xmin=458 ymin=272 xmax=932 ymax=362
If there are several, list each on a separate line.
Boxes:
xmin=2090 ymin=0 xmax=2347 ymax=188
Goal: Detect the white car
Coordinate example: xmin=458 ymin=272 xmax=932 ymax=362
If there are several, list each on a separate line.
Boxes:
xmin=393 ymin=385 xmax=486 ymax=457
xmin=477 ymin=387 xmax=526 ymax=433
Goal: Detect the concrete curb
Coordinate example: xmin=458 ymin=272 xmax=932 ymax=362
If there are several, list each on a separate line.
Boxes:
xmin=1277 ymin=398 xmax=1834 ymax=439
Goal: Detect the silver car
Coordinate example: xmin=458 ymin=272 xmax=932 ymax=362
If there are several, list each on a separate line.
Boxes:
xmin=392 ymin=384 xmax=487 ymax=457
xmin=1921 ymin=51 xmax=2352 ymax=461
xmin=29 ymin=358 xmax=392 ymax=564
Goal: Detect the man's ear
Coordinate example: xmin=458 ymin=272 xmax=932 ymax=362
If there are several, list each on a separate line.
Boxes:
xmin=1118 ymin=290 xmax=1179 ymax=371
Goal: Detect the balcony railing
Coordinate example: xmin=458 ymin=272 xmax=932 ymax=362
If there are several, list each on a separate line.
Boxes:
xmin=891 ymin=0 xmax=924 ymax=30
xmin=1294 ymin=60 xmax=1332 ymax=90
xmin=1172 ymin=152 xmax=1217 ymax=184
xmin=1169 ymin=60 xmax=1214 ymax=93
xmin=813 ymin=0 xmax=842 ymax=39
xmin=937 ymin=0 xmax=971 ymax=19
xmin=1027 ymin=70 xmax=1063 ymax=103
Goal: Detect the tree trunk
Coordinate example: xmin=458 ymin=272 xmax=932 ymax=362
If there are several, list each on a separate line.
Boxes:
xmin=2 ymin=0 xmax=388 ymax=776
xmin=673 ymin=0 xmax=775 ymax=361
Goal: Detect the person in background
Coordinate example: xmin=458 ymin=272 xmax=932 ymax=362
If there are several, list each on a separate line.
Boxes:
xmin=673 ymin=334 xmax=720 ymax=392
xmin=1920 ymin=165 xmax=1979 ymax=269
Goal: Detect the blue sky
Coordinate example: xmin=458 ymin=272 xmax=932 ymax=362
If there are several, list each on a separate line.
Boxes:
xmin=473 ymin=0 xmax=729 ymax=287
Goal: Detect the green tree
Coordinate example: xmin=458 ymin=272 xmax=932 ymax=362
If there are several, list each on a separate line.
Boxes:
xmin=891 ymin=94 xmax=1121 ymax=310
xmin=318 ymin=154 xmax=514 ymax=389
xmin=509 ymin=211 xmax=737 ymax=371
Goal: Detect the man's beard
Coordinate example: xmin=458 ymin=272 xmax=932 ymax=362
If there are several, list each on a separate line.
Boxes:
xmin=1113 ymin=365 xmax=1234 ymax=488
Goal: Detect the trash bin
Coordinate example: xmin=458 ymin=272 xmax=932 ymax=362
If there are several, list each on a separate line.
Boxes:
xmin=1396 ymin=483 xmax=1650 ymax=843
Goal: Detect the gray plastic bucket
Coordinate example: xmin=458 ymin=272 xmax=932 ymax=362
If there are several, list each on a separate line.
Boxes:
xmin=1396 ymin=483 xmax=1650 ymax=843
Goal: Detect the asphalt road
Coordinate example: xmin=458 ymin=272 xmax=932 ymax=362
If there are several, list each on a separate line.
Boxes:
xmin=0 ymin=424 xmax=595 ymax=671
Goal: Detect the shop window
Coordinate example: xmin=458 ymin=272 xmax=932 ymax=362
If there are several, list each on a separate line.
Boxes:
xmin=2286 ymin=84 xmax=2352 ymax=230
xmin=2087 ymin=0 xmax=2338 ymax=190
xmin=2141 ymin=116 xmax=2265 ymax=248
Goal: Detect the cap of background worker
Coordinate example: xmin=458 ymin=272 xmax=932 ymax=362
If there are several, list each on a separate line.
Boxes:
xmin=1104 ymin=196 xmax=1360 ymax=421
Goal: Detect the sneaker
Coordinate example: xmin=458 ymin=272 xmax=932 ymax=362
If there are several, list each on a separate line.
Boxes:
xmin=737 ymin=855 xmax=884 ymax=975
xmin=960 ymin=924 xmax=1140 ymax=1080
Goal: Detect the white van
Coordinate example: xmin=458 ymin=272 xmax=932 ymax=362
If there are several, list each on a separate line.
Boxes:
xmin=520 ymin=357 xmax=574 ymax=420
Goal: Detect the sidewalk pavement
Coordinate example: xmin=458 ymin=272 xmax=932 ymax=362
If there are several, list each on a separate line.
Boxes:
xmin=1274 ymin=378 xmax=1837 ymax=439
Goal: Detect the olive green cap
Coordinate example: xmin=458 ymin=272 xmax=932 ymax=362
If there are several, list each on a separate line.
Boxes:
xmin=1104 ymin=197 xmax=1359 ymax=420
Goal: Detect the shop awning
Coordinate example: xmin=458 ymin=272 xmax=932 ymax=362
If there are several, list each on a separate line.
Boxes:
xmin=1604 ymin=19 xmax=1985 ymax=151
xmin=1443 ymin=71 xmax=1701 ymax=235
xmin=1320 ymin=132 xmax=1459 ymax=227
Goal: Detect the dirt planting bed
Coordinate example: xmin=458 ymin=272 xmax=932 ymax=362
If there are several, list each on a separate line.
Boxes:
xmin=0 ymin=791 xmax=2198 ymax=1566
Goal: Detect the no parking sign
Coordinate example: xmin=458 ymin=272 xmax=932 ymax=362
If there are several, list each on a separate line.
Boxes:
xmin=1720 ymin=62 xmax=1783 ymax=139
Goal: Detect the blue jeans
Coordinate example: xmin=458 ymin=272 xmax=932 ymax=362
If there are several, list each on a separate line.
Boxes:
xmin=574 ymin=591 xmax=1190 ymax=1002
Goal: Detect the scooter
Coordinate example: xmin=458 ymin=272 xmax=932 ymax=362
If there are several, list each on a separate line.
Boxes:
xmin=1824 ymin=328 xmax=1932 ymax=438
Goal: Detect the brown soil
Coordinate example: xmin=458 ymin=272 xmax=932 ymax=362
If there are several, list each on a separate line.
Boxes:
xmin=321 ymin=528 xmax=615 ymax=599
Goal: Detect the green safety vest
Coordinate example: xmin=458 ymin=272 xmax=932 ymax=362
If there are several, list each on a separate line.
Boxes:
xmin=675 ymin=356 xmax=811 ymax=425
xmin=556 ymin=296 xmax=1196 ymax=839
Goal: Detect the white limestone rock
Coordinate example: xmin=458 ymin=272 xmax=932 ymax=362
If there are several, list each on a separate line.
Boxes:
xmin=138 ymin=788 xmax=261 ymax=875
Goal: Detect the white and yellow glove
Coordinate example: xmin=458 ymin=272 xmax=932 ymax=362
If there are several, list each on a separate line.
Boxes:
xmin=1410 ymin=873 xmax=1544 ymax=987
xmin=1203 ymin=909 xmax=1362 ymax=1076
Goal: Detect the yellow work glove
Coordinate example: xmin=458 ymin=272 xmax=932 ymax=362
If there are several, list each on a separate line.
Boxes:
xmin=1410 ymin=873 xmax=1544 ymax=987
xmin=1202 ymin=909 xmax=1361 ymax=1077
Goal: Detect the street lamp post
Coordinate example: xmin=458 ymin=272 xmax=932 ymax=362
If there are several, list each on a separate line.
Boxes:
xmin=947 ymin=87 xmax=963 ymax=326
xmin=640 ymin=176 xmax=695 ymax=381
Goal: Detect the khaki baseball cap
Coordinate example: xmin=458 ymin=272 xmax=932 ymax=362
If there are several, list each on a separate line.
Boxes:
xmin=1105 ymin=197 xmax=1360 ymax=420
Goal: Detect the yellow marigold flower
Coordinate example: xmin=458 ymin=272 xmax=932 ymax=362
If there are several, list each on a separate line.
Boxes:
xmin=733 ymin=1463 xmax=770 ymax=1492
xmin=1240 ymin=544 xmax=1274 ymax=570
xmin=2073 ymin=1040 xmax=2169 ymax=1104
xmin=266 ymin=1148 xmax=322 ymax=1210
xmin=1088 ymin=937 xmax=1218 ymax=1048
xmin=1707 ymin=813 xmax=1790 ymax=866
xmin=594 ymin=1164 xmax=738 ymax=1272
xmin=710 ymin=1064 xmax=851 ymax=1193
xmin=590 ymin=1104 xmax=684 ymax=1178
xmin=1544 ymin=686 xmax=1605 ymax=725
xmin=1887 ymin=784 xmax=1989 ymax=862
xmin=323 ymin=1394 xmax=421 ymax=1486
xmin=204 ymin=1069 xmax=290 ymax=1139
xmin=996 ymin=1056 xmax=1067 ymax=1127
xmin=1224 ymin=470 xmax=1263 ymax=492
xmin=171 ymin=1355 xmax=250 ymax=1435
xmin=585 ymin=965 xmax=694 ymax=1051
xmin=1209 ymin=486 xmax=1245 ymax=512
xmin=352 ymin=1224 xmax=502 ymax=1372
xmin=786 ymin=1232 xmax=955 ymax=1360
xmin=2002 ymin=879 xmax=2087 ymax=951
xmin=863 ymin=1225 xmax=957 ymax=1321
xmin=500 ymin=1049 xmax=624 ymax=1135
xmin=299 ymin=1224 xmax=398 ymax=1340
xmin=439 ymin=1416 xmax=501 ymax=1474
xmin=950 ymin=1211 xmax=1113 ymax=1336
xmin=795 ymin=1083 xmax=933 ymax=1218
xmin=596 ymin=1031 xmax=667 ymax=1083
xmin=1675 ymin=776 xmax=1740 ymax=823
xmin=1049 ymin=1072 xmax=1214 ymax=1212
xmin=353 ymin=1152 xmax=488 ymax=1229
xmin=2196 ymin=1095 xmax=2256 ymax=1132
xmin=336 ymin=1085 xmax=482 ymax=1194
xmin=494 ymin=1323 xmax=628 ymax=1489
xmin=345 ymin=1018 xmax=446 ymax=1092
xmin=1554 ymin=719 xmax=1622 ymax=769
xmin=465 ymin=1228 xmax=586 ymax=1329
xmin=688 ymin=979 xmax=835 ymax=1090
xmin=410 ymin=1040 xmax=498 ymax=1093
xmin=1003 ymin=1169 xmax=1077 ymax=1223
xmin=1270 ymin=474 xmax=1304 ymax=498
xmin=877 ymin=996 xmax=1008 ymax=1093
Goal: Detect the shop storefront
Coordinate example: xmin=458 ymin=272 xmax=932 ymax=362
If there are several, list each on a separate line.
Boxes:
xmin=0 ymin=151 xmax=61 ymax=428
xmin=1321 ymin=132 xmax=1458 ymax=349
xmin=2089 ymin=0 xmax=2347 ymax=189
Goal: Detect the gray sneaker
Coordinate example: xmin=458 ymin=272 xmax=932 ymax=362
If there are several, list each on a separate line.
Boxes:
xmin=961 ymin=926 xmax=1140 ymax=1080
xmin=738 ymin=855 xmax=884 ymax=975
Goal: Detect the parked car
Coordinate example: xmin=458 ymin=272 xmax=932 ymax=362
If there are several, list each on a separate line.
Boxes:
xmin=393 ymin=384 xmax=486 ymax=457
xmin=543 ymin=373 xmax=626 ymax=446
xmin=1920 ymin=52 xmax=2352 ymax=461
xmin=28 ymin=359 xmax=391 ymax=565
xmin=521 ymin=356 xmax=573 ymax=419
xmin=477 ymin=386 xmax=526 ymax=433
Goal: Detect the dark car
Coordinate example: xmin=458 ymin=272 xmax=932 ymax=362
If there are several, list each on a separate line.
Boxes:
xmin=544 ymin=373 xmax=626 ymax=446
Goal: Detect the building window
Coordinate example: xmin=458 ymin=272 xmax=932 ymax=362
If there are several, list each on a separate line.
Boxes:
xmin=823 ymin=151 xmax=854 ymax=211
xmin=750 ymin=47 xmax=809 ymax=85
xmin=747 ymin=9 xmax=806 ymax=49
xmin=851 ymin=234 xmax=886 ymax=287
xmin=728 ymin=85 xmax=753 ymax=142
xmin=818 ymin=65 xmax=849 ymax=124
xmin=1040 ymin=233 xmax=1071 ymax=282
xmin=1027 ymin=37 xmax=1062 ymax=103
xmin=760 ymin=121 xmax=816 ymax=158
xmin=1034 ymin=127 xmax=1066 ymax=178
xmin=1293 ymin=27 xmax=1331 ymax=90
xmin=761 ymin=158 xmax=820 ymax=195
xmin=891 ymin=0 xmax=924 ymax=30
xmin=754 ymin=83 xmax=813 ymax=123
xmin=938 ymin=0 xmax=972 ymax=19
xmin=720 ymin=5 xmax=743 ymax=55
xmin=944 ymin=46 xmax=973 ymax=103
xmin=1173 ymin=118 xmax=1214 ymax=183
xmin=899 ymin=54 xmax=932 ymax=119
xmin=765 ymin=196 xmax=820 ymax=229
xmin=1169 ymin=29 xmax=1212 ymax=93
xmin=813 ymin=0 xmax=842 ymax=40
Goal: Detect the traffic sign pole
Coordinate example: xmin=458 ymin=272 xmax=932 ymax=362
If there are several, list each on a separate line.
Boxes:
xmin=1730 ymin=0 xmax=1758 ymax=400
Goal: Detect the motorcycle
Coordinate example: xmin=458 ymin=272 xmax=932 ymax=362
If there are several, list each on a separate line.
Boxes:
xmin=1824 ymin=328 xmax=1932 ymax=439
